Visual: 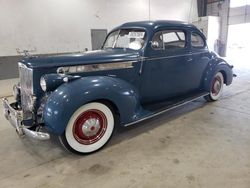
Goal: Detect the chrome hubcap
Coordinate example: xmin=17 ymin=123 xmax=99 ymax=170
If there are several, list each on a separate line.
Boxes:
xmin=82 ymin=118 xmax=101 ymax=137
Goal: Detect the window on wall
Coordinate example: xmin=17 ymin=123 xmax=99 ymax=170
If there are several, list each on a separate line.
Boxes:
xmin=191 ymin=33 xmax=205 ymax=48
xmin=230 ymin=0 xmax=250 ymax=8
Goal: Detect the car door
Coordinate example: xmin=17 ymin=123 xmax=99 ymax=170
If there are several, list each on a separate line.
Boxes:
xmin=140 ymin=28 xmax=194 ymax=103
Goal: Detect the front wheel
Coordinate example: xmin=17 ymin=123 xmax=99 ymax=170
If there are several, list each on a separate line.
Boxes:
xmin=59 ymin=102 xmax=114 ymax=154
xmin=204 ymin=72 xmax=224 ymax=102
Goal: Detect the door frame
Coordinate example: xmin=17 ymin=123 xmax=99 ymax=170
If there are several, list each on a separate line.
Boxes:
xmin=91 ymin=29 xmax=108 ymax=50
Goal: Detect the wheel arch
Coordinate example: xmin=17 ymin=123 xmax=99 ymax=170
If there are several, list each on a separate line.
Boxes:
xmin=94 ymin=99 xmax=120 ymax=115
xmin=92 ymin=99 xmax=120 ymax=128
xmin=220 ymin=70 xmax=228 ymax=85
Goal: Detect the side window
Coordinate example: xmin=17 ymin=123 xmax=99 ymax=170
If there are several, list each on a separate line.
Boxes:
xmin=162 ymin=31 xmax=186 ymax=49
xmin=177 ymin=32 xmax=185 ymax=41
xmin=191 ymin=33 xmax=205 ymax=48
xmin=151 ymin=32 xmax=164 ymax=50
xmin=151 ymin=30 xmax=186 ymax=50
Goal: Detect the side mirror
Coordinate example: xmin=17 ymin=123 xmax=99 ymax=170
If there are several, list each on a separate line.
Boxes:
xmin=151 ymin=41 xmax=159 ymax=48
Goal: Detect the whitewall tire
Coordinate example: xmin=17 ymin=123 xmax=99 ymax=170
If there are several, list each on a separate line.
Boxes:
xmin=59 ymin=102 xmax=114 ymax=154
xmin=204 ymin=72 xmax=224 ymax=102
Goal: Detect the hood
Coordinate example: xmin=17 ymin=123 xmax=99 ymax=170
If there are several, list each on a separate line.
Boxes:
xmin=21 ymin=49 xmax=140 ymax=68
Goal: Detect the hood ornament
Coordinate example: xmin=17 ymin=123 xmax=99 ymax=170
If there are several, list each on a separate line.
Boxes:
xmin=16 ymin=48 xmax=37 ymax=57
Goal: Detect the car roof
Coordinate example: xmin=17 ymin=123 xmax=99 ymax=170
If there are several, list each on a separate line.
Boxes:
xmin=110 ymin=20 xmax=204 ymax=39
xmin=118 ymin=20 xmax=197 ymax=30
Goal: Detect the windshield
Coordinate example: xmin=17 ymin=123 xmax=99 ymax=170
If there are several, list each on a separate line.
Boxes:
xmin=103 ymin=29 xmax=146 ymax=50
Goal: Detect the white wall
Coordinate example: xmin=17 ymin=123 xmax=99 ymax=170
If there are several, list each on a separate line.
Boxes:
xmin=0 ymin=0 xmax=198 ymax=56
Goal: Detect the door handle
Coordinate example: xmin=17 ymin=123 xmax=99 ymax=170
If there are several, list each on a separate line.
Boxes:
xmin=187 ymin=57 xmax=193 ymax=62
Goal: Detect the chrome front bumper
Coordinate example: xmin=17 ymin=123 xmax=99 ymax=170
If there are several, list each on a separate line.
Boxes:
xmin=2 ymin=98 xmax=50 ymax=140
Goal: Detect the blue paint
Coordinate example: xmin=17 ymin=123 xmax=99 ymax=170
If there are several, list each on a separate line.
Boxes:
xmin=18 ymin=21 xmax=233 ymax=135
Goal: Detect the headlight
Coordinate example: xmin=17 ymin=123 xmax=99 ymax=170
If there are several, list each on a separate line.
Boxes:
xmin=40 ymin=77 xmax=47 ymax=91
xmin=40 ymin=74 xmax=81 ymax=92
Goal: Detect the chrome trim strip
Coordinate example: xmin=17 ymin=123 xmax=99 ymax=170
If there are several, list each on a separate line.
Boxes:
xmin=18 ymin=62 xmax=34 ymax=118
xmin=142 ymin=51 xmax=208 ymax=62
xmin=57 ymin=61 xmax=135 ymax=74
xmin=124 ymin=92 xmax=209 ymax=127
xmin=18 ymin=62 xmax=34 ymax=95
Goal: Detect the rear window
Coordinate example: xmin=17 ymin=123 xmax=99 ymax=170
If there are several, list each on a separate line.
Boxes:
xmin=191 ymin=33 xmax=205 ymax=48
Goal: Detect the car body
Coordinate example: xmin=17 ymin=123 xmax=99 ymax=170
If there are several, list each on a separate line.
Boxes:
xmin=3 ymin=20 xmax=234 ymax=154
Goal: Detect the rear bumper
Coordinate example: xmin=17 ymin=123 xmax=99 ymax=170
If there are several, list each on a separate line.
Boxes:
xmin=2 ymin=97 xmax=50 ymax=140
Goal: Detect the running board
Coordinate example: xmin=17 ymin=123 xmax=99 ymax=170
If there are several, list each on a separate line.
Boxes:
xmin=124 ymin=92 xmax=209 ymax=127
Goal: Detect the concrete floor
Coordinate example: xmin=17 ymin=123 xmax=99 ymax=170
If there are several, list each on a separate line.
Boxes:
xmin=0 ymin=66 xmax=250 ymax=188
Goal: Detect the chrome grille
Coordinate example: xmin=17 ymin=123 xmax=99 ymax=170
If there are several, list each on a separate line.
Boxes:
xmin=18 ymin=63 xmax=34 ymax=115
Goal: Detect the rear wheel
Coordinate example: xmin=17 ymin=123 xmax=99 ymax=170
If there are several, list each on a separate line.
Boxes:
xmin=204 ymin=72 xmax=224 ymax=102
xmin=59 ymin=102 xmax=114 ymax=154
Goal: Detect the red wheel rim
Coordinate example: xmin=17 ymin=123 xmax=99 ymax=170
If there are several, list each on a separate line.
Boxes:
xmin=211 ymin=75 xmax=222 ymax=96
xmin=73 ymin=109 xmax=107 ymax=145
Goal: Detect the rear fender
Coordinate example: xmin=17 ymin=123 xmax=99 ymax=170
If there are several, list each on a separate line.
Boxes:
xmin=202 ymin=58 xmax=233 ymax=91
xmin=43 ymin=76 xmax=142 ymax=135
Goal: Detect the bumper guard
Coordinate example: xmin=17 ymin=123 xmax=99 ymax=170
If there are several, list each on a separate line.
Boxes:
xmin=2 ymin=98 xmax=50 ymax=140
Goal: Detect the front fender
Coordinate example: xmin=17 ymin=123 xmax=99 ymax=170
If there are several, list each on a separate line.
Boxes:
xmin=203 ymin=58 xmax=233 ymax=91
xmin=43 ymin=76 xmax=142 ymax=135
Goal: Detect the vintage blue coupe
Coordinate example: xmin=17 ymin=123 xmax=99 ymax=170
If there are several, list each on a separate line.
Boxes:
xmin=3 ymin=21 xmax=233 ymax=154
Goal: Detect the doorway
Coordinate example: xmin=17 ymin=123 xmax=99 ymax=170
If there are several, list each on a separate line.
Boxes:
xmin=91 ymin=29 xmax=108 ymax=50
xmin=227 ymin=23 xmax=250 ymax=69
